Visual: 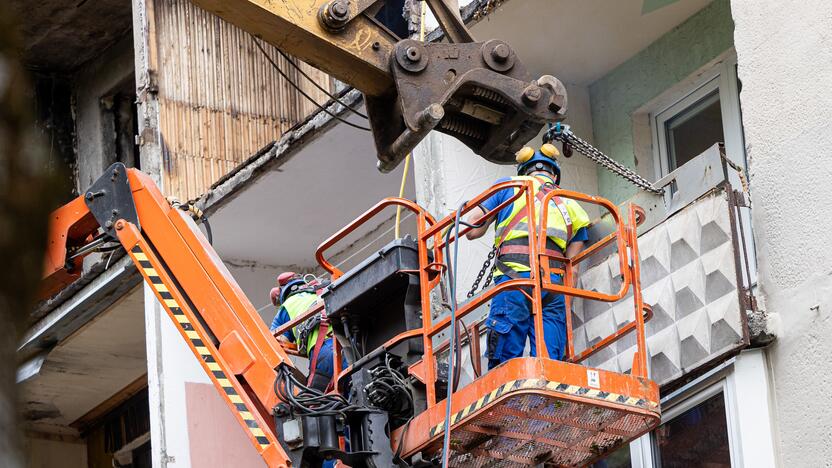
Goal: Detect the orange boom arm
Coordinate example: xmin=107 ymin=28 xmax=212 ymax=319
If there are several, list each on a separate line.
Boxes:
xmin=42 ymin=164 xmax=295 ymax=466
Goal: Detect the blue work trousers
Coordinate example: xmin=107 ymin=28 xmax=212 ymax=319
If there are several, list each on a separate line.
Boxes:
xmin=312 ymin=339 xmax=343 ymax=468
xmin=485 ymin=271 xmax=566 ymax=369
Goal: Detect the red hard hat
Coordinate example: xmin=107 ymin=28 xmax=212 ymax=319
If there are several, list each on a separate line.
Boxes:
xmin=270 ymin=287 xmax=281 ymax=306
xmin=277 ymin=271 xmax=299 ymax=287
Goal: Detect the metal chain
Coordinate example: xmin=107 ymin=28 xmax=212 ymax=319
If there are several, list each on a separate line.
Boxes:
xmin=467 ymin=246 xmax=497 ymax=298
xmin=545 ymin=124 xmax=664 ymax=194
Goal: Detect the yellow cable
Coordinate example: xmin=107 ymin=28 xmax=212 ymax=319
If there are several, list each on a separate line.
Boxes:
xmin=394 ymin=153 xmax=412 ymax=239
xmin=395 ymin=0 xmax=427 ymax=239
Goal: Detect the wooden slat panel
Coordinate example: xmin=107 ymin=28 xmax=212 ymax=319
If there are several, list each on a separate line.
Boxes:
xmin=154 ymin=0 xmax=332 ymax=200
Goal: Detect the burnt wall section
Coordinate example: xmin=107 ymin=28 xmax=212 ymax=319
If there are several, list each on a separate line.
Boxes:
xmin=152 ymin=0 xmax=333 ymax=200
xmin=17 ymin=0 xmax=139 ymax=200
xmin=73 ymin=37 xmax=137 ymax=194
xmin=11 ymin=0 xmax=133 ymax=73
xmin=32 ymin=73 xmax=77 ymax=203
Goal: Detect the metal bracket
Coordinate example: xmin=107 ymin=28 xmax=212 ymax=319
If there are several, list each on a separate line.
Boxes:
xmin=84 ymin=163 xmax=140 ymax=240
xmin=733 ymin=189 xmax=750 ymax=208
xmin=742 ymin=287 xmax=758 ymax=313
xmin=371 ymin=39 xmax=567 ymax=171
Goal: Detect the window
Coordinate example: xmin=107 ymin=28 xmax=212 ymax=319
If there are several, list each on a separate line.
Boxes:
xmin=592 ymin=386 xmax=734 ymax=468
xmin=652 ymin=55 xmax=746 ymax=181
xmin=664 ymin=90 xmax=724 ymax=172
xmin=624 ymin=361 xmax=746 ymax=468
xmin=654 ymin=392 xmax=731 ymax=467
xmin=649 ymin=53 xmax=757 ymax=285
xmin=592 ymin=445 xmax=632 ymax=468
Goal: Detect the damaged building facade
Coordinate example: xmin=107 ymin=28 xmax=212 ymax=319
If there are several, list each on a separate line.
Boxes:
xmin=15 ymin=0 xmax=832 ymax=467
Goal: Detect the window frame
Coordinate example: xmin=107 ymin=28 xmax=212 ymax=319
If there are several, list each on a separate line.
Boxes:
xmin=651 ymin=54 xmax=746 ymax=182
xmin=653 ymin=76 xmax=721 ymax=179
xmin=648 ymin=52 xmax=757 ymax=284
xmin=628 ymin=360 xmax=745 ymax=468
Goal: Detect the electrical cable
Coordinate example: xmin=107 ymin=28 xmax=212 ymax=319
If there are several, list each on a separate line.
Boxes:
xmin=393 ymin=417 xmax=413 ymax=466
xmin=201 ymin=216 xmax=213 ymax=245
xmin=394 ymin=153 xmax=411 ymax=239
xmin=251 ymin=37 xmax=372 ymax=132
xmin=437 ymin=203 xmax=492 ymax=464
xmin=459 ymin=320 xmax=480 ymax=379
xmin=273 ymin=365 xmax=358 ymax=418
xmin=273 ymin=48 xmax=369 ymax=120
xmin=383 ymin=354 xmax=415 ymax=467
xmin=440 ymin=201 xmax=467 ymax=467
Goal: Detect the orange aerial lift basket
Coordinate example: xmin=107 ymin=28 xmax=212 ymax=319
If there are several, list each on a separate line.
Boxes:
xmin=315 ymin=179 xmax=660 ymax=467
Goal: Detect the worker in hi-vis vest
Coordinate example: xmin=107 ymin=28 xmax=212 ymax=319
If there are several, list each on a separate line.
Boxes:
xmin=465 ymin=143 xmax=591 ymax=369
xmin=270 ymin=272 xmax=335 ymax=391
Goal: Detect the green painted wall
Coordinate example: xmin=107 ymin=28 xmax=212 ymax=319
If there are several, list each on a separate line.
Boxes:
xmin=589 ymin=0 xmax=735 ymax=202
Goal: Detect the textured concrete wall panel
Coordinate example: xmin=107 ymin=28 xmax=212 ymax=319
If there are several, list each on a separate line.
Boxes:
xmin=572 ymin=190 xmax=745 ymax=385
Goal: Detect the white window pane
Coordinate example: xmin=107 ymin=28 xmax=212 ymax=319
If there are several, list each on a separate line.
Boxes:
xmin=665 ymin=90 xmax=724 ymax=171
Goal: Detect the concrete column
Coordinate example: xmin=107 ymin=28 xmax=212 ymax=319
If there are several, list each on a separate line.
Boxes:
xmin=143 ymin=283 xmax=265 ymax=467
xmin=132 ymin=0 xmax=163 ymax=187
xmin=730 ymin=0 xmax=832 ymax=464
xmin=144 ymin=284 xmax=170 ymax=468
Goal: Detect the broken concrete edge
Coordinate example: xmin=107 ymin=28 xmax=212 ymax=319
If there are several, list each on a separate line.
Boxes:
xmin=26 ymin=0 xmax=485 ymax=322
xmin=426 ymin=0 xmax=513 ymax=43
xmin=198 ymin=88 xmax=365 ymax=216
xmin=19 ymin=255 xmax=141 ymax=359
xmin=30 ymin=249 xmax=130 ymax=322
xmin=747 ymin=307 xmax=778 ymax=348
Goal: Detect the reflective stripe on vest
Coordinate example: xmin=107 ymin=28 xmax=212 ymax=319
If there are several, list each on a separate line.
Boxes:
xmin=282 ymin=292 xmax=323 ymax=355
xmin=493 ymin=176 xmax=590 ymax=275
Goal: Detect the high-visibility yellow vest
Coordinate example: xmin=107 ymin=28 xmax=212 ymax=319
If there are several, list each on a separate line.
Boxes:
xmin=282 ymin=291 xmax=326 ymax=355
xmin=493 ymin=175 xmax=590 ymax=275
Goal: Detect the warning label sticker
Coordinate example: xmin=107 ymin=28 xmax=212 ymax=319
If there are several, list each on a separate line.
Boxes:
xmin=587 ymin=369 xmax=600 ymax=388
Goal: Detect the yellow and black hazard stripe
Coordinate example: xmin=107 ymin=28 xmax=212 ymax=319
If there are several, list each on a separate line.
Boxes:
xmin=429 ymin=378 xmax=657 ymax=437
xmin=131 ymin=245 xmax=271 ymax=450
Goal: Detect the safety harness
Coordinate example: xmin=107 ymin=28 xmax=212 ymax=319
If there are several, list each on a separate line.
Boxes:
xmin=284 ymin=284 xmax=334 ymax=391
xmin=304 ymin=312 xmax=333 ymax=391
xmin=493 ymin=176 xmax=573 ymax=280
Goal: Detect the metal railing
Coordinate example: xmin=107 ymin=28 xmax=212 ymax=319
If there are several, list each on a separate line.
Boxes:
xmin=304 ymin=182 xmax=652 ymax=407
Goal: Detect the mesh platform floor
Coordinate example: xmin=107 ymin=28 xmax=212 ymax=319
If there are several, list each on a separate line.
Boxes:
xmin=423 ymin=393 xmax=656 ymax=467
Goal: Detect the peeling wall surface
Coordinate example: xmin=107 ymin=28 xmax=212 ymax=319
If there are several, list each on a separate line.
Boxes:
xmin=731 ymin=0 xmax=832 ymax=464
xmin=152 ymin=0 xmax=332 ymax=200
xmin=589 ymin=0 xmax=734 ymax=203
